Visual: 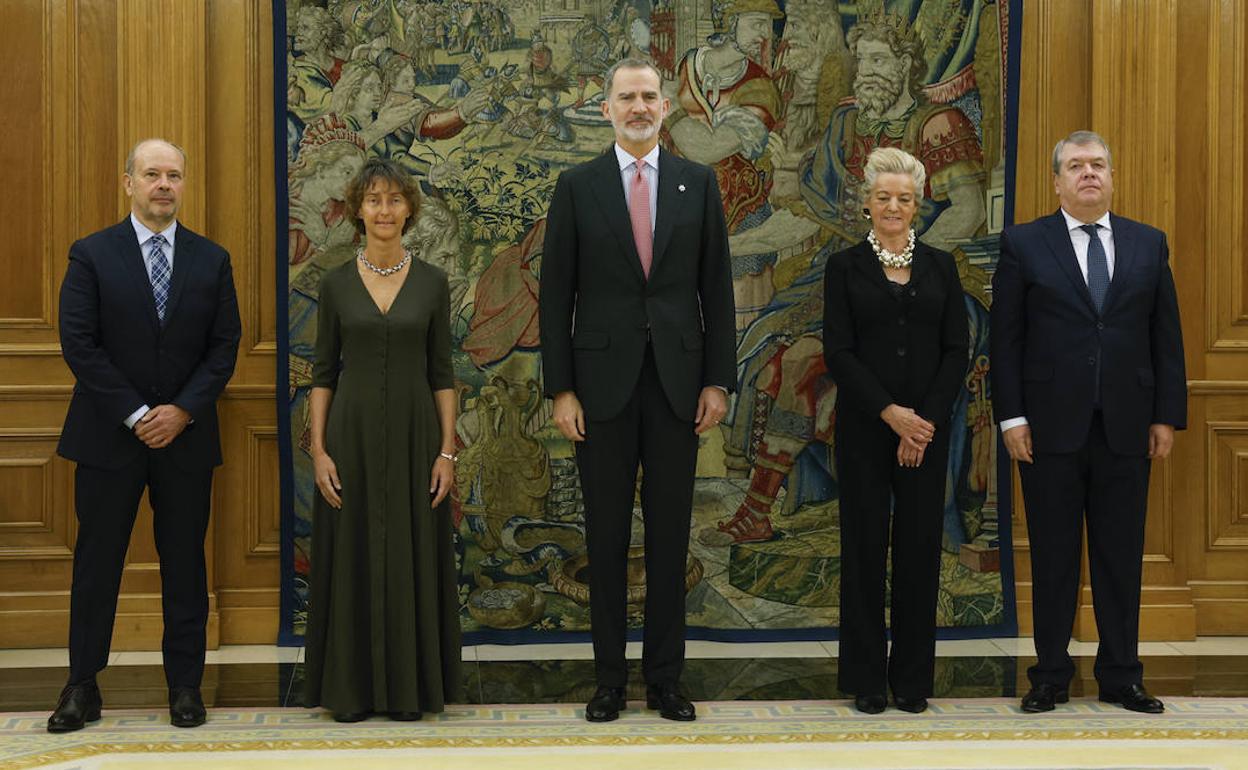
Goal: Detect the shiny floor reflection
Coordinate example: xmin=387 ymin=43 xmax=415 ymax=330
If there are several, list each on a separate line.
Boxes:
xmin=4 ymin=655 xmax=1248 ymax=712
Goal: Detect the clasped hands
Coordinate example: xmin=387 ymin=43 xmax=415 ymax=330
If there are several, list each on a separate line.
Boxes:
xmin=881 ymin=404 xmax=935 ymax=468
xmin=133 ymin=404 xmax=191 ymax=450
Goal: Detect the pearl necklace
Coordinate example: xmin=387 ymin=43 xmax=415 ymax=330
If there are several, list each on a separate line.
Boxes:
xmin=868 ymin=229 xmax=916 ymax=269
xmin=357 ymin=247 xmax=412 ymax=277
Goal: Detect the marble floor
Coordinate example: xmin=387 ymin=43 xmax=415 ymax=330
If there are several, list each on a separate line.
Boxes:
xmin=2 ymin=638 xmax=1247 ymax=712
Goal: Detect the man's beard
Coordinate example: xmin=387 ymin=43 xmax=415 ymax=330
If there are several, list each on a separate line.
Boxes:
xmin=741 ymin=36 xmax=769 ymax=64
xmin=783 ymin=100 xmax=819 ymax=150
xmin=854 ymin=72 xmax=905 ymax=118
xmin=613 ymin=117 xmax=659 ymax=144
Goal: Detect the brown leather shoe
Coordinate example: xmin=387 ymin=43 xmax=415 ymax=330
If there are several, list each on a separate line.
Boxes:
xmin=47 ymin=682 xmax=102 ymax=733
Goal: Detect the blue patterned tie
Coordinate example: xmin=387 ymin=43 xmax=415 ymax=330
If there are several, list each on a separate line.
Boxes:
xmin=1080 ymin=224 xmax=1109 ymax=312
xmin=149 ymin=234 xmax=171 ymax=322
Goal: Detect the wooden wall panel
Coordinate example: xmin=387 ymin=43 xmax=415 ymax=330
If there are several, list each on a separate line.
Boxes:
xmin=0 ymin=0 xmax=276 ymax=649
xmin=1207 ymin=0 xmax=1248 ymax=351
xmin=0 ymin=431 xmax=72 ymax=558
xmin=0 ymin=0 xmax=48 ymax=326
xmin=205 ymin=0 xmax=280 ymax=644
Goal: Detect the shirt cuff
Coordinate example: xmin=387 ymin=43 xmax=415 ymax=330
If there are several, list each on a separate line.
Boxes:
xmin=999 ymin=416 xmax=1029 ymax=433
xmin=124 ymin=405 xmax=151 ymax=430
xmin=712 ymin=385 xmax=729 ymax=394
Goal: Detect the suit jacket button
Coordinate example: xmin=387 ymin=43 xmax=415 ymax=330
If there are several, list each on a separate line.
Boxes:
xmin=897 ymin=346 xmax=907 ymax=357
xmin=898 ymin=317 xmax=907 ymax=326
xmin=1087 ymin=357 xmax=1096 ymax=365
xmin=1096 ymin=322 xmax=1104 ymax=330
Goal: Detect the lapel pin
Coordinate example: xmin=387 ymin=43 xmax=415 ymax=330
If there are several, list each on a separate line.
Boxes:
xmin=678 ymin=184 xmax=686 ymax=192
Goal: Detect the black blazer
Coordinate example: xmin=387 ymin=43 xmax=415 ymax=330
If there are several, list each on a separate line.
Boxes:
xmin=539 ymin=148 xmax=736 ymax=421
xmin=989 ymin=211 xmax=1186 ymax=455
xmin=822 ymin=240 xmax=970 ymax=428
xmin=57 ymin=218 xmax=242 ymax=470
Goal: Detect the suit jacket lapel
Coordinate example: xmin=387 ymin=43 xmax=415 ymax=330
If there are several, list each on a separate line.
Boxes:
xmin=853 ymin=240 xmax=894 ymax=296
xmin=650 ymin=148 xmax=686 ymax=275
xmin=1101 ymin=213 xmax=1136 ymax=315
xmin=113 ymin=219 xmax=161 ymax=330
xmin=1040 ymin=211 xmax=1097 ymax=315
xmin=909 ymin=240 xmax=933 ymax=290
xmin=163 ymin=224 xmax=195 ymax=325
xmin=587 ymin=151 xmax=646 ymax=283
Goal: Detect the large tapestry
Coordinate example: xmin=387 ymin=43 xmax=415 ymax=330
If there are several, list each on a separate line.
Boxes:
xmin=278 ymin=0 xmax=1022 ymax=643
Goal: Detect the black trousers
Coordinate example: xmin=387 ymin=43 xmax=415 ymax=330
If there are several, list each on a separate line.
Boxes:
xmin=834 ymin=411 xmax=949 ymax=699
xmin=67 ymin=450 xmax=213 ymax=689
xmin=575 ymin=344 xmax=698 ymax=688
xmin=1019 ymin=412 xmax=1150 ymax=690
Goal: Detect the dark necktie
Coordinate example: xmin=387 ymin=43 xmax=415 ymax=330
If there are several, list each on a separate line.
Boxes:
xmin=149 ymin=234 xmax=171 ymax=322
xmin=1080 ymin=223 xmax=1109 ymax=312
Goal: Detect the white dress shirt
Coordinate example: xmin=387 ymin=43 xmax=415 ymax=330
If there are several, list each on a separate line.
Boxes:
xmin=614 ymin=142 xmax=659 ymax=235
xmin=123 ymin=214 xmax=179 ymax=429
xmin=999 ymin=209 xmax=1115 ymax=434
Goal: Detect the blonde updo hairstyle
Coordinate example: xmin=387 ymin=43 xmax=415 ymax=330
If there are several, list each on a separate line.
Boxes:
xmin=862 ymin=147 xmax=926 ymax=202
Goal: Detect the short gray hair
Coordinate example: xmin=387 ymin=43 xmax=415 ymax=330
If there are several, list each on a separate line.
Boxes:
xmin=1052 ymin=130 xmax=1112 ymax=174
xmin=125 ymin=138 xmax=187 ymax=175
xmin=863 ymin=147 xmax=925 ymax=199
xmin=603 ymin=58 xmax=663 ymax=99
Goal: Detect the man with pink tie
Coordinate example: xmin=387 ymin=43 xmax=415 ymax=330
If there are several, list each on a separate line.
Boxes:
xmin=539 ymin=58 xmax=736 ymax=723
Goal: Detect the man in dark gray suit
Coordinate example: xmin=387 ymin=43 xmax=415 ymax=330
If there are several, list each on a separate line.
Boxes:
xmin=539 ymin=58 xmax=735 ymax=723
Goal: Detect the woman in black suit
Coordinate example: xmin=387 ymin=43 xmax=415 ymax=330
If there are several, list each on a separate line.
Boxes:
xmin=823 ymin=147 xmax=970 ymax=714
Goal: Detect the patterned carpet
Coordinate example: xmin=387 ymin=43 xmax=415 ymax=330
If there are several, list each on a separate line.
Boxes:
xmin=5 ymin=699 xmax=1248 ymax=769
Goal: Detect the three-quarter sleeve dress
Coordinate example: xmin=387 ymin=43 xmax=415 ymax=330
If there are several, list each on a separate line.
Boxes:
xmin=302 ymin=257 xmax=462 ymax=715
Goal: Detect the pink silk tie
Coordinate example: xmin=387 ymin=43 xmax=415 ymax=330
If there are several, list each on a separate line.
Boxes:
xmin=629 ymin=160 xmax=653 ymax=278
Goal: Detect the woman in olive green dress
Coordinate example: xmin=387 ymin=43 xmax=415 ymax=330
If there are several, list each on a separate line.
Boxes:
xmin=303 ymin=158 xmax=461 ymax=722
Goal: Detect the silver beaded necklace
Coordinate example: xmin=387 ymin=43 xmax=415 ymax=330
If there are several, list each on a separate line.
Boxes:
xmin=867 ymin=228 xmax=916 ymax=269
xmin=357 ymin=247 xmax=412 ymax=277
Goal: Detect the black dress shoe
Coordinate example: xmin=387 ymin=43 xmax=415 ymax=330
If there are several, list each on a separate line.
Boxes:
xmin=47 ymin=682 xmax=102 ymax=733
xmin=894 ymin=695 xmax=928 ymax=713
xmin=853 ymin=694 xmax=886 ymax=714
xmin=585 ymin=686 xmax=626 ymax=722
xmin=1099 ymin=683 xmax=1164 ymax=714
xmin=333 ymin=711 xmax=369 ymax=722
xmin=646 ymin=684 xmax=696 ymax=721
xmin=389 ymin=711 xmax=422 ymax=721
xmin=1020 ymin=683 xmax=1069 ymax=713
xmin=169 ymin=687 xmax=207 ymax=728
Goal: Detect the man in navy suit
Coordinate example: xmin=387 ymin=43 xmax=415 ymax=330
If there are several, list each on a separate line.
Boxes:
xmin=991 ymin=131 xmax=1186 ymax=714
xmin=539 ymin=59 xmax=735 ymax=723
xmin=48 ymin=139 xmax=241 ymax=732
